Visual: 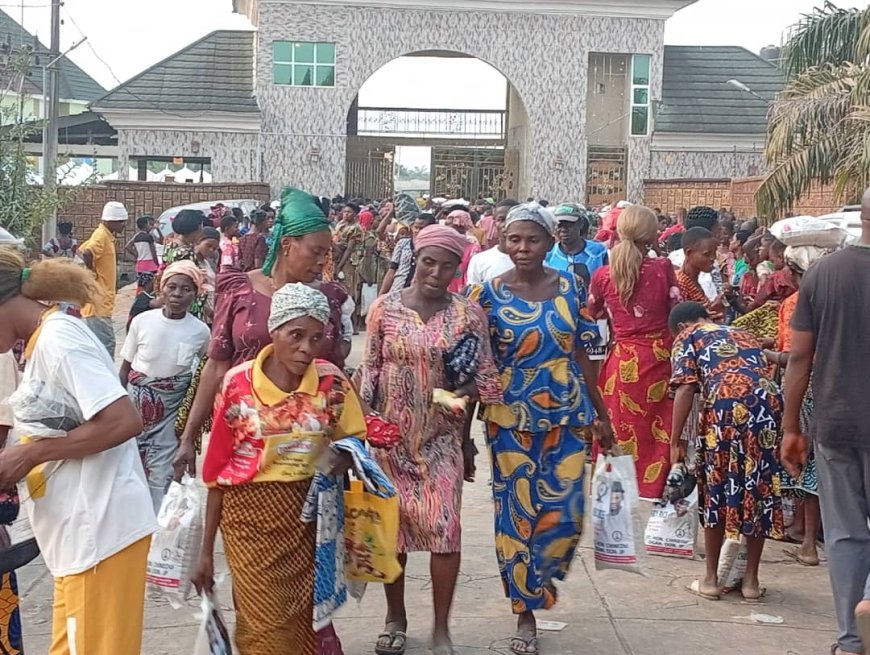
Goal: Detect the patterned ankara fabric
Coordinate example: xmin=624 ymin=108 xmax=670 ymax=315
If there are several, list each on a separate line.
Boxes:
xmin=670 ymin=323 xmax=784 ymax=539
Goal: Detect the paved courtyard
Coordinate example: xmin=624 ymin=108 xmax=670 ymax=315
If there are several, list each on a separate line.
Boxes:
xmin=16 ymin=290 xmax=841 ymax=654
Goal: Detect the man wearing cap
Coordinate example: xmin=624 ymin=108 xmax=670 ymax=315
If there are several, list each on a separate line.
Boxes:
xmin=79 ymin=201 xmax=129 ymax=356
xmin=545 ymin=203 xmax=609 ymax=282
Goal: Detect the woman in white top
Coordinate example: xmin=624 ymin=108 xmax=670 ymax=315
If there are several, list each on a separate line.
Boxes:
xmin=120 ymin=259 xmax=210 ymax=511
xmin=0 ymin=247 xmax=156 ymax=655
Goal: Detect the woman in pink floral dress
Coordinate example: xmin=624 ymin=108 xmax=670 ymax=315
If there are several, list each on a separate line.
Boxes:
xmin=355 ymin=225 xmax=502 ymax=655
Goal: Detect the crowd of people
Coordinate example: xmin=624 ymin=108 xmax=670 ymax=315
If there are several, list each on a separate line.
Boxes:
xmin=0 ymin=185 xmax=866 ymax=655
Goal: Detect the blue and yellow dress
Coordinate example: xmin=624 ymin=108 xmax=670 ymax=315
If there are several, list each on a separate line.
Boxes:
xmin=468 ymin=271 xmax=598 ymax=614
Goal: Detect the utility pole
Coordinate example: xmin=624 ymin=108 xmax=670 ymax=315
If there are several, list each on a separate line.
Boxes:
xmin=41 ymin=0 xmax=61 ymax=244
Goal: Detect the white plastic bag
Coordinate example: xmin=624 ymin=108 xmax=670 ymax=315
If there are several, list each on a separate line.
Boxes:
xmin=592 ymin=454 xmax=644 ymax=574
xmin=769 ymin=216 xmax=847 ymax=248
xmin=193 ymin=592 xmax=232 ymax=655
xmin=644 ymin=489 xmax=699 ymax=559
xmin=360 ymin=283 xmax=378 ymax=317
xmin=146 ymin=478 xmax=204 ymax=605
xmin=717 ymin=536 xmax=748 ymax=592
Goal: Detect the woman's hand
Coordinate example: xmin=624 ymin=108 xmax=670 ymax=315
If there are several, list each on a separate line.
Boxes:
xmin=0 ymin=445 xmax=36 ymax=489
xmin=191 ymin=552 xmax=215 ymax=595
xmin=172 ymin=438 xmax=197 ymax=482
xmin=593 ymin=419 xmax=615 ymax=453
xmin=781 ymin=430 xmax=809 ymax=479
xmin=462 ymin=438 xmax=477 ymax=483
xmin=328 ymin=451 xmax=354 ymax=477
xmin=670 ymin=441 xmax=687 ymax=466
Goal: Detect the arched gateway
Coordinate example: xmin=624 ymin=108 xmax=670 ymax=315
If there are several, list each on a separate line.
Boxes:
xmin=234 ymin=0 xmax=697 ymax=202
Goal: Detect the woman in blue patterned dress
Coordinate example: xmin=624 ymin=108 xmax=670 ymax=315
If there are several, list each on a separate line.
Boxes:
xmin=467 ymin=203 xmax=613 ymax=655
xmin=668 ymin=301 xmax=784 ymax=603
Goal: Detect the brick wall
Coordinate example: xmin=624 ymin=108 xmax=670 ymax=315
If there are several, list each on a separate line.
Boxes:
xmin=642 ymin=179 xmax=732 ymax=215
xmin=730 ymin=176 xmax=841 ymax=219
xmin=58 ymin=181 xmax=271 ymax=243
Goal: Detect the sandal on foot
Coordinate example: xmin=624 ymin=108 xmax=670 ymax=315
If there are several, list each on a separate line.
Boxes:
xmin=741 ymin=586 xmax=767 ymax=603
xmin=783 ymin=547 xmax=819 ymax=567
xmin=510 ymin=635 xmax=539 ymax=655
xmin=686 ymin=579 xmax=720 ymax=601
xmin=375 ymin=627 xmax=407 ymax=655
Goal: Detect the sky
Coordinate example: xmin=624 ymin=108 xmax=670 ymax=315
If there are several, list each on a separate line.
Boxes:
xmin=7 ymin=0 xmax=869 ymax=169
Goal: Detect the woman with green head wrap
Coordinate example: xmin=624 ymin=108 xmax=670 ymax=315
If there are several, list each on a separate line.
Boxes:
xmin=174 ymin=187 xmax=348 ymax=477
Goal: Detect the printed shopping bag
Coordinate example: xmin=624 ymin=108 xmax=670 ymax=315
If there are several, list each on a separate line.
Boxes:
xmin=592 ymin=454 xmax=645 ymax=575
xmin=344 ymin=479 xmax=402 ymax=584
xmin=644 ymin=488 xmax=699 ymax=559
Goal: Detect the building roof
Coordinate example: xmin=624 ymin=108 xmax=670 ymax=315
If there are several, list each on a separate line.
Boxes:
xmin=92 ymin=30 xmax=258 ymax=114
xmin=657 ymin=45 xmax=784 ymax=135
xmin=0 ymin=9 xmax=105 ymax=101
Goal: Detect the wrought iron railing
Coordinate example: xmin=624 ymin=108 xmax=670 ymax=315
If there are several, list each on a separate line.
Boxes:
xmin=356 ymin=107 xmax=506 ymax=139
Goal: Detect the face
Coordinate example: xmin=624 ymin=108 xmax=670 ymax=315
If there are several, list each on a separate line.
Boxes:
xmin=446 ymin=212 xmax=467 ymax=234
xmin=271 ymin=315 xmax=324 ymax=377
xmin=759 ymin=240 xmax=772 ymax=261
xmin=729 ymin=234 xmax=742 ymax=256
xmin=771 ymin=247 xmax=786 ymax=270
xmin=340 ymin=207 xmax=356 ymax=222
xmin=161 ymin=274 xmax=197 ymax=316
xmin=687 ymin=237 xmax=717 ymax=273
xmin=504 ymin=221 xmax=554 ymax=272
xmin=556 ymin=219 xmax=582 ymax=244
xmin=104 ymin=221 xmax=126 ymax=235
xmin=197 ymin=238 xmax=219 ymax=260
xmin=281 ymin=230 xmax=333 ymax=283
xmin=147 ymin=219 xmax=155 ymax=231
xmin=412 ymin=218 xmax=430 ymax=237
xmin=225 ymin=221 xmax=240 ymax=238
xmin=414 ymin=246 xmax=460 ymax=298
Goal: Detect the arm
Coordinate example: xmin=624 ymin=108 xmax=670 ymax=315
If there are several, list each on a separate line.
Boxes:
xmin=150 ymin=240 xmax=159 ymax=266
xmin=376 ymin=215 xmax=391 ymax=240
xmin=124 ymin=236 xmax=137 ymax=259
xmin=0 ymin=397 xmax=143 ymax=488
xmin=669 ymin=384 xmax=697 ymax=464
xmin=380 ymin=269 xmax=396 ymax=295
xmin=173 ymin=358 xmax=232 ymax=480
xmin=336 ymin=235 xmax=358 ymax=272
xmin=191 ymin=487 xmax=224 ymax=594
xmin=80 ymin=249 xmax=95 ymax=271
xmin=119 ymin=360 xmax=132 ymax=389
xmin=781 ymin=329 xmax=814 ymax=477
xmin=575 ymin=345 xmax=613 ymax=449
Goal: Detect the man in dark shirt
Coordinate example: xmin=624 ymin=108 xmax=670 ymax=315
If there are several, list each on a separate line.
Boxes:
xmin=783 ymin=186 xmax=870 ymax=655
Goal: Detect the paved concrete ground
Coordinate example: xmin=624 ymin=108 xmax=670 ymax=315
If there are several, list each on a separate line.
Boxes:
xmin=17 ymin=292 xmax=841 ymax=654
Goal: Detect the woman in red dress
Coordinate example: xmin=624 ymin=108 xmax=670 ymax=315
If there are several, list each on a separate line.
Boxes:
xmin=589 ymin=206 xmax=681 ymax=500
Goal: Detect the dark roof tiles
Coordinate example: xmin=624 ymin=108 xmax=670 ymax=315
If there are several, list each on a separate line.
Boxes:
xmin=657 ymin=45 xmax=785 ymax=135
xmin=92 ymin=30 xmax=257 ymax=114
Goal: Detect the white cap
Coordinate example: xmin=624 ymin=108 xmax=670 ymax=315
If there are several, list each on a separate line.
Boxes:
xmin=616 ymin=200 xmax=632 ymax=209
xmin=270 ymin=200 xmax=281 ymax=210
xmin=101 ymin=201 xmax=128 ymax=222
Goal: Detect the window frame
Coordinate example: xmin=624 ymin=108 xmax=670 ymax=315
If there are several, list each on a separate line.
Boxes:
xmin=272 ymin=41 xmax=336 ymax=88
xmin=630 ymin=53 xmax=651 ymax=137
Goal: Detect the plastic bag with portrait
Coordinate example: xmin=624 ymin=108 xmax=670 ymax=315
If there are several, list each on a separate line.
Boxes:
xmin=592 ymin=454 xmax=645 ymax=575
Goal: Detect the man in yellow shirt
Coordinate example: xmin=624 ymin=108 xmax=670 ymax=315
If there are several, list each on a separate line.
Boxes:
xmin=79 ymin=201 xmax=128 ymax=356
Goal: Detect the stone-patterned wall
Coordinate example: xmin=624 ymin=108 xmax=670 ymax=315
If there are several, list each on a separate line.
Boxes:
xmin=116 ymin=130 xmax=260 ymax=183
xmin=649 ymin=150 xmax=765 ymax=181
xmin=642 ymin=179 xmax=732 ymax=215
xmin=255 ymin=1 xmax=664 ymax=202
xmin=58 ymin=181 xmax=271 ymax=244
xmin=730 ymin=176 xmax=840 ymax=219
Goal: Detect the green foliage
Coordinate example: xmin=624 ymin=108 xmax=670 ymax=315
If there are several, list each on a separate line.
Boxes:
xmin=0 ymin=48 xmax=65 ymax=244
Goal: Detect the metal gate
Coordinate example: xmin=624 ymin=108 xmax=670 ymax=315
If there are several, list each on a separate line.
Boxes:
xmin=431 ymin=147 xmax=507 ymax=200
xmin=586 ymin=146 xmax=627 ymax=207
xmin=345 ymin=139 xmax=394 ymax=199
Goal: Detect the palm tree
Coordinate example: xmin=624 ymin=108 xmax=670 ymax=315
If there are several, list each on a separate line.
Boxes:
xmin=756 ymin=2 xmax=870 ymax=216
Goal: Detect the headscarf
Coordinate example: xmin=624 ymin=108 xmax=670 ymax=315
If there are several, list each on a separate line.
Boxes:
xmin=504 ymin=202 xmax=554 ymax=234
xmin=160 ymin=260 xmax=204 ymax=292
xmin=263 ymin=187 xmax=331 ymax=276
xmin=413 ymin=224 xmax=468 ymax=260
xmin=394 ymin=193 xmax=421 ymax=225
xmin=268 ymin=282 xmax=330 ymax=333
xmin=446 ymin=209 xmax=474 ymax=231
xmin=359 ymin=210 xmax=375 ymax=230
xmin=784 ymin=245 xmax=828 ymax=275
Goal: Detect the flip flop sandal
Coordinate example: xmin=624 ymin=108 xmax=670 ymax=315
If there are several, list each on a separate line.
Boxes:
xmin=375 ymin=630 xmax=407 ymax=655
xmin=686 ymin=579 xmax=720 ymax=601
xmin=741 ymin=587 xmax=767 ymax=603
xmin=510 ymin=635 xmax=539 ymax=655
xmin=783 ymin=547 xmax=819 ymax=567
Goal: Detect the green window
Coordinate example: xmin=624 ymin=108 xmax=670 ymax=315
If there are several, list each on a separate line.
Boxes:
xmin=630 ymin=54 xmax=651 ymax=136
xmin=273 ymin=41 xmax=335 ymax=87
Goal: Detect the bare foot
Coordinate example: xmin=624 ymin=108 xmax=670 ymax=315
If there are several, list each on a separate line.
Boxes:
xmin=511 ymin=611 xmax=538 ymax=654
xmin=431 ymin=629 xmax=453 ymax=655
xmin=740 ymin=579 xmax=766 ymax=602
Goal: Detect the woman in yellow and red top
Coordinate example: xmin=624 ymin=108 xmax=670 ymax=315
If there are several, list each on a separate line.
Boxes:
xmin=193 ymin=282 xmax=366 ymax=655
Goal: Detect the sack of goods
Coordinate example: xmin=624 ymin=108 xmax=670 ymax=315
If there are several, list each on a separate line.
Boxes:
xmin=592 ymin=454 xmax=644 ymax=575
xmin=769 ymin=216 xmax=847 ymax=249
xmin=717 ymin=536 xmax=749 ymax=593
xmin=643 ymin=489 xmax=699 ymax=559
xmin=146 ymin=478 xmax=204 ymax=605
